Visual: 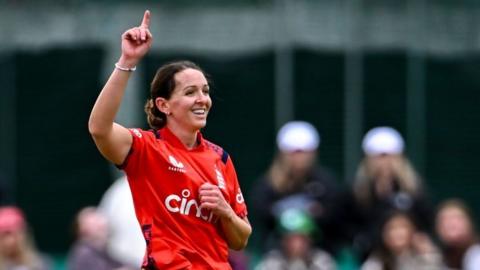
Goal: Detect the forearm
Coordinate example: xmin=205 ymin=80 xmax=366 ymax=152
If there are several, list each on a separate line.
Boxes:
xmin=88 ymin=61 xmax=133 ymax=137
xmin=220 ymin=211 xmax=251 ymax=250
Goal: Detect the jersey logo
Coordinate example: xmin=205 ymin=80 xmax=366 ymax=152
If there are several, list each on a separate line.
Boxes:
xmin=236 ymin=188 xmax=244 ymax=204
xmin=168 ymin=155 xmax=186 ymax=173
xmin=215 ymin=167 xmax=226 ymax=190
xmin=165 ymin=189 xmax=214 ymax=222
xmin=132 ymin=129 xmax=142 ymax=138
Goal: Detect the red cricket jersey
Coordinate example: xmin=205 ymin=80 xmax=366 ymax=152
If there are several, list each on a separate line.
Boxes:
xmin=119 ymin=127 xmax=248 ymax=270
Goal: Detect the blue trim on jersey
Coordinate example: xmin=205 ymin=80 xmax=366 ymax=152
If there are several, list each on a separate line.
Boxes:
xmin=221 ymin=150 xmax=229 ymax=164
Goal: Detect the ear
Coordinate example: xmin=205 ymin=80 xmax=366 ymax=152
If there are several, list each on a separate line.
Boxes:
xmin=155 ymin=97 xmax=170 ymax=115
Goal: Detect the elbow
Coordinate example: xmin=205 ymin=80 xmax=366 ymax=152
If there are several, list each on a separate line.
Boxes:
xmin=229 ymin=227 xmax=252 ymax=251
xmin=230 ymin=239 xmax=249 ymax=251
xmin=88 ymin=117 xmax=109 ymax=139
xmin=88 ymin=120 xmax=102 ymax=138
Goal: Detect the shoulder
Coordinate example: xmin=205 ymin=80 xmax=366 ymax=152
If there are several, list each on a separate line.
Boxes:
xmin=257 ymin=250 xmax=286 ymax=269
xmin=361 ymin=255 xmax=383 ymax=270
xmin=128 ymin=128 xmax=166 ymax=151
xmin=464 ymin=244 xmax=480 ymax=266
xmin=126 ymin=128 xmax=159 ymax=149
xmin=467 ymin=243 xmax=480 ymax=254
xmin=129 ymin=128 xmax=158 ymax=140
xmin=204 ymin=139 xmax=229 ymax=165
xmin=250 ymin=174 xmax=275 ymax=194
xmin=69 ymin=242 xmax=95 ymax=258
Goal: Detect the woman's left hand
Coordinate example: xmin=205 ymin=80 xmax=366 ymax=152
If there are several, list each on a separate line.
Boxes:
xmin=199 ymin=183 xmax=232 ymax=218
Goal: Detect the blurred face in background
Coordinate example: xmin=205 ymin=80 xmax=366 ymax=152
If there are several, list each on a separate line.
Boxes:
xmin=282 ymin=233 xmax=311 ymax=259
xmin=77 ymin=208 xmax=109 ymax=248
xmin=281 ymin=150 xmax=316 ymax=177
xmin=383 ymin=214 xmax=415 ymax=255
xmin=367 ymin=154 xmax=400 ymax=197
xmin=0 ymin=207 xmax=27 ymax=258
xmin=0 ymin=229 xmax=26 ymax=258
xmin=436 ymin=205 xmax=473 ymax=246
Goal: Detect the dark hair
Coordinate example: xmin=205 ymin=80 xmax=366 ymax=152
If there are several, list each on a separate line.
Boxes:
xmin=144 ymin=60 xmax=204 ymax=129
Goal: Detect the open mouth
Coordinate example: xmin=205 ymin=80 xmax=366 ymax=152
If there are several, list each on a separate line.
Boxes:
xmin=192 ymin=108 xmax=207 ymax=115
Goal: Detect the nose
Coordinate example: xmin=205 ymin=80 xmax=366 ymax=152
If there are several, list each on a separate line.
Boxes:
xmin=195 ymin=91 xmax=210 ymax=104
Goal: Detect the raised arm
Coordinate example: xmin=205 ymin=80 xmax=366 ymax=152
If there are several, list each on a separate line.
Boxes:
xmin=88 ymin=10 xmax=153 ymax=165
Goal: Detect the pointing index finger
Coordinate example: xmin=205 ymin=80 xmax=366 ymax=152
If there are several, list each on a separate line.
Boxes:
xmin=141 ymin=10 xmax=151 ymax=28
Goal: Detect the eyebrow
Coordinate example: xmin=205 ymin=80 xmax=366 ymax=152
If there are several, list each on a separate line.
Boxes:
xmin=182 ymin=84 xmax=209 ymax=90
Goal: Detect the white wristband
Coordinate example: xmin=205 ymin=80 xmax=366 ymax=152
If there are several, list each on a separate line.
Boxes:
xmin=115 ymin=62 xmax=137 ymax=72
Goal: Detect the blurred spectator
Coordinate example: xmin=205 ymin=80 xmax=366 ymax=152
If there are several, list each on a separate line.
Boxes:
xmin=98 ymin=176 xmax=145 ymax=268
xmin=435 ymin=199 xmax=480 ymax=270
xmin=0 ymin=206 xmax=52 ymax=270
xmin=361 ymin=211 xmax=442 ymax=270
xmin=66 ymin=207 xmax=133 ymax=270
xmin=228 ymin=249 xmax=249 ymax=270
xmin=255 ymin=208 xmax=336 ymax=270
xmin=249 ymin=121 xmax=341 ymax=254
xmin=343 ymin=127 xmax=433 ymax=260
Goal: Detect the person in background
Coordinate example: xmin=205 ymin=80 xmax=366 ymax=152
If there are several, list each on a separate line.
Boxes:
xmin=344 ymin=126 xmax=433 ymax=260
xmin=255 ymin=208 xmax=336 ymax=270
xmin=249 ymin=121 xmax=341 ymax=254
xmin=228 ymin=249 xmax=249 ymax=270
xmin=435 ymin=199 xmax=480 ymax=270
xmin=361 ymin=210 xmax=442 ymax=270
xmin=99 ymin=176 xmax=146 ymax=269
xmin=67 ymin=207 xmax=132 ymax=270
xmin=0 ymin=206 xmax=52 ymax=270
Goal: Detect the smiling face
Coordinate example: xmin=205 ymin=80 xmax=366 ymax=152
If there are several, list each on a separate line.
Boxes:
xmin=156 ymin=68 xmax=212 ymax=133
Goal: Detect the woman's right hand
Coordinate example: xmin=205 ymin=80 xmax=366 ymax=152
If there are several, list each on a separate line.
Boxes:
xmin=118 ymin=10 xmax=153 ymax=68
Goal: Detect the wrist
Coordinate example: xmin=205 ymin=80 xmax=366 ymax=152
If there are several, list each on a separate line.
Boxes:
xmin=222 ymin=207 xmax=236 ymax=222
xmin=115 ymin=62 xmax=136 ymax=72
xmin=117 ymin=56 xmax=138 ymax=70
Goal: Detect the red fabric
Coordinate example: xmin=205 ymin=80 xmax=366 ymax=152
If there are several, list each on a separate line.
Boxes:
xmin=121 ymin=127 xmax=247 ymax=270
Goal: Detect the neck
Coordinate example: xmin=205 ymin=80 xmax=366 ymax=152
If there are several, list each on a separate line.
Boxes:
xmin=166 ymin=123 xmax=198 ymax=149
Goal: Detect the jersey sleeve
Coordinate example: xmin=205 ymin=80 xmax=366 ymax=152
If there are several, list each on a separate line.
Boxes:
xmin=117 ymin=128 xmax=152 ymax=172
xmin=224 ymin=156 xmax=248 ymax=219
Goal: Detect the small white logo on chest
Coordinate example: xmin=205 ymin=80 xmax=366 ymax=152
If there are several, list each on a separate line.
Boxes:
xmin=215 ymin=167 xmax=226 ymax=190
xmin=168 ymin=155 xmax=186 ymax=173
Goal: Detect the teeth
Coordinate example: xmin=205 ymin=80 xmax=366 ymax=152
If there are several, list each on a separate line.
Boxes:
xmin=192 ymin=109 xmax=206 ymax=115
